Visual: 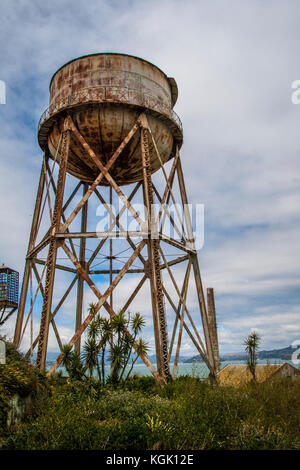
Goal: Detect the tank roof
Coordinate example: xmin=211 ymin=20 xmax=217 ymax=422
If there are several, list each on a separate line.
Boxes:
xmin=50 ymin=52 xmax=173 ymax=90
xmin=0 ymin=265 xmax=18 ymax=273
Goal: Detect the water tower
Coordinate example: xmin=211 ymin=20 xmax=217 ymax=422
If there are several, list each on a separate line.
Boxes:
xmin=13 ymin=53 xmax=219 ymax=383
xmin=0 ymin=265 xmax=19 ymax=326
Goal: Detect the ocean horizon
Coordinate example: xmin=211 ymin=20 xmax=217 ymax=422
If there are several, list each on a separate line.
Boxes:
xmin=45 ymin=357 xmax=299 ymax=380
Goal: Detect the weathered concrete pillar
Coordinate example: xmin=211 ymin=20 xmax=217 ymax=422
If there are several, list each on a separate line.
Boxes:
xmin=207 ymin=288 xmax=220 ymax=374
xmin=0 ymin=339 xmax=6 ymax=364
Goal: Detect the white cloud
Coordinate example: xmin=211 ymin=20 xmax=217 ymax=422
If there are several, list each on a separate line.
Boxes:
xmin=1 ymin=0 xmax=300 ymax=358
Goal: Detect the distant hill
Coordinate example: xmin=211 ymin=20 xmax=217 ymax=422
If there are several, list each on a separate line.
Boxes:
xmin=183 ymin=345 xmax=298 ymax=363
xmin=44 ymin=351 xmax=190 ymax=366
xmin=43 ymin=345 xmax=299 ymax=367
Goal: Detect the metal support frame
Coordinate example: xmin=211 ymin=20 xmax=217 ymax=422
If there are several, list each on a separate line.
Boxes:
xmin=75 ymin=182 xmax=88 ymax=353
xmin=0 ymin=306 xmax=17 ymax=326
xmin=14 ymin=111 xmax=218 ymax=383
xmin=207 ymin=288 xmax=220 ymax=373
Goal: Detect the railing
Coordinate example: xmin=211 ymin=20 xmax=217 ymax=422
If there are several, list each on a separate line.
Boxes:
xmin=38 ymin=88 xmax=183 ymax=132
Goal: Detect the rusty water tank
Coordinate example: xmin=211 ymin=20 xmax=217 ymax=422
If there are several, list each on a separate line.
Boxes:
xmin=38 ymin=53 xmax=183 ymax=185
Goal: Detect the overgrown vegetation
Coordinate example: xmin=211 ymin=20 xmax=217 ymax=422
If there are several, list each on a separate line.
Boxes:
xmin=0 ymin=337 xmax=48 ymax=436
xmin=1 ymin=349 xmax=300 ymax=449
xmin=61 ymin=305 xmax=148 ymax=385
xmin=244 ymin=331 xmax=261 ymax=381
xmin=1 ymin=328 xmax=300 ymax=450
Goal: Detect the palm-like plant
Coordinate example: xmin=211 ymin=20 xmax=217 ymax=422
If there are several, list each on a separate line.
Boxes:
xmin=110 ymin=343 xmax=126 ymax=383
xmin=131 ymin=312 xmax=146 ymax=334
xmin=119 ymin=313 xmax=145 ymax=380
xmin=70 ymin=350 xmax=85 ymax=381
xmin=244 ymin=331 xmax=261 ymax=381
xmin=82 ymin=337 xmax=98 ymax=378
xmin=111 ymin=311 xmax=128 ymax=346
xmin=88 ymin=318 xmax=100 ymax=341
xmin=124 ymin=338 xmax=149 ymax=382
xmin=61 ymin=344 xmax=73 ymax=375
xmin=99 ymin=317 xmax=112 ymax=384
xmin=61 ymin=344 xmax=85 ymax=381
xmin=79 ymin=305 xmax=147 ymax=386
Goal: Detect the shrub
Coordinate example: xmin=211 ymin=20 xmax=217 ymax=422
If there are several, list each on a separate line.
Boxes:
xmin=2 ymin=369 xmax=300 ymax=450
xmin=0 ymin=339 xmax=48 ymax=438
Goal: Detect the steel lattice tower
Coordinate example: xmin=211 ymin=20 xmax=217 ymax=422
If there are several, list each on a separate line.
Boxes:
xmin=13 ymin=53 xmax=219 ymax=383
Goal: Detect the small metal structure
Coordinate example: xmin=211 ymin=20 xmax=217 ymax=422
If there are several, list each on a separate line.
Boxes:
xmin=0 ymin=339 xmax=6 ymax=364
xmin=0 ymin=265 xmax=19 ymax=326
xmin=14 ymin=53 xmax=220 ymax=383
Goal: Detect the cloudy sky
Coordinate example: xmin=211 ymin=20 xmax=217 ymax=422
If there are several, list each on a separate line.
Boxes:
xmin=0 ymin=0 xmax=299 ymax=358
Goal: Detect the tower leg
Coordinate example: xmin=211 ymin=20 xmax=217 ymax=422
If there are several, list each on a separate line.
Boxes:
xmin=75 ymin=182 xmax=88 ymax=353
xmin=140 ymin=124 xmax=170 ymax=379
xmin=36 ymin=122 xmax=71 ymax=370
xmin=176 ymin=156 xmax=216 ymax=375
xmin=207 ymin=288 xmax=220 ymax=374
xmin=14 ymin=156 xmax=47 ymax=347
xmin=15 ymin=110 xmax=219 ymax=385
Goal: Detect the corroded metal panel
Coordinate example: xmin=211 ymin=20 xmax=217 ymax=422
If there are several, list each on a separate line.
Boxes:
xmin=47 ymin=106 xmax=174 ymax=185
xmin=39 ymin=53 xmax=183 ymax=185
xmin=49 ymin=54 xmax=172 ymax=111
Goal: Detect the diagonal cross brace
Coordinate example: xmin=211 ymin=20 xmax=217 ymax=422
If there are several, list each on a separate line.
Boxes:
xmin=61 ymin=117 xmax=145 ymax=232
xmin=47 ymin=238 xmax=164 ymax=384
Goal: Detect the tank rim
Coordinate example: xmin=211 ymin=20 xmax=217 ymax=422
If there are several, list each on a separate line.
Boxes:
xmin=49 ymin=52 xmax=174 ymax=91
xmin=37 ymin=102 xmax=182 ymax=186
xmin=38 ymin=101 xmax=183 ymax=151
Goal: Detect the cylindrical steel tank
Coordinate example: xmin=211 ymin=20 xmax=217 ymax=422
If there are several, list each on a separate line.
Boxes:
xmin=38 ymin=53 xmax=183 ymax=185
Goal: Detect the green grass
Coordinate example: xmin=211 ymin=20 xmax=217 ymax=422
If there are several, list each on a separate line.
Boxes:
xmin=1 ymin=372 xmax=300 ymax=450
xmin=1 ymin=342 xmax=300 ymax=450
xmin=0 ymin=339 xmax=48 ymax=435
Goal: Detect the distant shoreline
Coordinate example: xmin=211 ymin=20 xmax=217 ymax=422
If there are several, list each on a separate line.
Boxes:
xmin=45 ymin=357 xmax=298 ymax=380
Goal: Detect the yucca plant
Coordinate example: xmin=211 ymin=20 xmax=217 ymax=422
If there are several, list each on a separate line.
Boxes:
xmin=80 ymin=304 xmax=148 ymax=386
xmin=119 ymin=313 xmax=146 ymax=381
xmin=124 ymin=338 xmax=149 ymax=382
xmin=61 ymin=345 xmax=85 ymax=381
xmin=82 ymin=338 xmax=99 ymax=379
xmin=244 ymin=332 xmax=261 ymax=382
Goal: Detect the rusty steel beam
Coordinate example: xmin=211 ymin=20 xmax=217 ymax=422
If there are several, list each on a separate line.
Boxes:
xmin=17 ymin=86 xmax=215 ymax=386
xmin=89 ymin=254 xmax=188 ymax=275
xmin=207 ymin=287 xmax=220 ymax=374
xmin=26 ymin=234 xmax=51 ymax=260
xmin=25 ymin=274 xmax=78 ymax=358
xmin=55 ymin=231 xmax=149 ymax=239
xmin=176 ymin=155 xmax=215 ymax=374
xmin=19 ymin=261 xmax=47 ymax=347
xmin=60 ymin=119 xmax=141 ymax=233
xmin=14 ymin=156 xmax=47 ymax=347
xmin=155 ymin=146 xmax=179 ymax=227
xmin=94 ymin=182 xmax=147 ymax=268
xmin=161 ymin=284 xmax=210 ymax=369
xmin=172 ymin=261 xmax=191 ymax=378
xmin=146 ymin=120 xmax=187 ymax=240
xmin=48 ymin=239 xmax=164 ymax=384
xmin=75 ymin=182 xmax=88 ymax=352
xmin=35 ymin=258 xmax=76 ymax=274
xmin=70 ymin=120 xmax=145 ymax=229
xmin=160 ymin=234 xmax=196 ymax=254
xmin=36 ymin=119 xmax=71 ymax=370
xmin=140 ymin=121 xmax=169 ymax=379
xmin=168 ymin=260 xmax=191 ymax=360
xmin=31 ymin=261 xmax=62 ymax=350
xmin=159 ymin=249 xmax=208 ymax=357
xmin=152 ymin=183 xmax=183 ymax=240
xmin=45 ymin=158 xmax=78 ymax=259
xmin=119 ymin=275 xmax=147 ymax=315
